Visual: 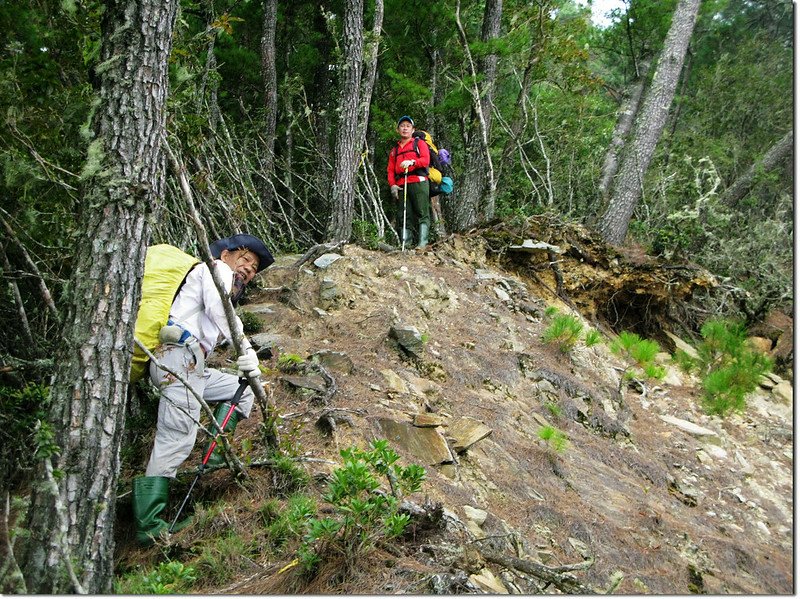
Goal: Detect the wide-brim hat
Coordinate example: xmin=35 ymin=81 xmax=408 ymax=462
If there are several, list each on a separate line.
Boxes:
xmin=397 ymin=115 xmax=414 ymax=126
xmin=210 ymin=234 xmax=274 ymax=272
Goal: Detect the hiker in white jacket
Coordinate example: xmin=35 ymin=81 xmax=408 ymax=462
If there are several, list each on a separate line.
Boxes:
xmin=133 ymin=234 xmax=274 ymax=545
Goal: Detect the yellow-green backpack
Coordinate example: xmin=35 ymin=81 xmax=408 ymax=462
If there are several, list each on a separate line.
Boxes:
xmin=130 ymin=245 xmax=200 ymax=382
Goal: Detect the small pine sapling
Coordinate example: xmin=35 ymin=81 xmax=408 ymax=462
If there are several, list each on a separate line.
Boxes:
xmin=542 ymin=314 xmax=583 ymax=353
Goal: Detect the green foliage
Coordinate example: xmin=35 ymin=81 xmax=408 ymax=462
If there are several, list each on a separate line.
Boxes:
xmin=0 ymin=384 xmax=52 ymax=485
xmin=297 ymin=440 xmax=425 ymax=575
xmin=544 ymin=306 xmax=559 ymax=318
xmin=238 ymin=310 xmax=263 ymax=334
xmin=542 ymin=314 xmax=583 ymax=353
xmin=352 ymin=219 xmax=382 ymax=249
xmin=695 ymin=318 xmax=772 ymax=416
xmin=584 ymin=329 xmax=602 ymax=347
xmin=610 ymin=331 xmax=664 ymax=382
xmin=538 ymin=425 xmax=569 ymax=452
xmin=270 ymin=454 xmax=311 ymax=498
xmin=115 ymin=560 xmax=197 ymax=595
xmin=194 ymin=531 xmax=254 ymax=586
xmin=261 ymin=494 xmax=317 ymax=550
xmin=544 ymin=401 xmax=562 ymax=419
xmin=672 ymin=349 xmax=697 ymax=374
xmin=277 ymin=353 xmax=305 ymax=373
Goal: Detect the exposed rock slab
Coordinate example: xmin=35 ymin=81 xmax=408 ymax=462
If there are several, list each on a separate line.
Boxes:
xmin=310 ymin=349 xmax=353 ymax=373
xmin=281 ymin=374 xmax=327 ymax=393
xmin=448 ymin=417 xmax=493 ymax=453
xmin=665 ymin=332 xmax=699 ymax=360
xmin=659 ymin=415 xmax=719 ymax=438
xmin=376 ymin=418 xmax=453 ymax=465
xmin=414 ymin=414 xmax=445 ymax=427
xmin=389 ymin=325 xmax=425 ymax=358
xmin=313 ymin=253 xmax=342 ymax=269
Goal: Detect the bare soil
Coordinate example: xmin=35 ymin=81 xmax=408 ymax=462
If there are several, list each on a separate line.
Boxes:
xmin=115 ymin=222 xmax=793 ymax=594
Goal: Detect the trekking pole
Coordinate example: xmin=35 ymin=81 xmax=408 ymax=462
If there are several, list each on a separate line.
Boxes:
xmin=401 ymin=167 xmax=409 ymax=252
xmin=169 ymin=378 xmax=248 ymax=533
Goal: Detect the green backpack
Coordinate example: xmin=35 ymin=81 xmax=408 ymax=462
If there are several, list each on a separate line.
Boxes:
xmin=130 ymin=245 xmax=200 ymax=382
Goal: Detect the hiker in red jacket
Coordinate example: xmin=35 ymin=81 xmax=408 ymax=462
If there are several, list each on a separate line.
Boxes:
xmin=388 ymin=115 xmax=431 ymax=250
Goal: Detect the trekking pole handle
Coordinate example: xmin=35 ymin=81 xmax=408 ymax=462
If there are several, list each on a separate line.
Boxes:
xmin=232 ymin=377 xmax=248 ymax=406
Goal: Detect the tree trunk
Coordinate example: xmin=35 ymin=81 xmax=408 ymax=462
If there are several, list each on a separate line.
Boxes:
xmin=356 ymin=0 xmax=384 ymax=146
xmin=721 ymin=129 xmax=793 ymax=207
xmin=21 ymin=0 xmax=178 ymax=593
xmin=499 ymin=1 xmax=552 ymax=175
xmin=326 ymin=0 xmax=365 ymax=241
xmin=259 ymin=0 xmax=278 ymax=213
xmin=448 ymin=0 xmax=502 ymax=232
xmin=596 ymin=0 xmax=701 ymax=245
xmin=598 ymin=58 xmax=652 ymax=199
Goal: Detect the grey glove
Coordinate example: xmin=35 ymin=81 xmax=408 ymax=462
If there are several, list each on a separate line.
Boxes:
xmin=391 ymin=185 xmax=400 ymax=199
xmin=400 ymin=159 xmax=415 ymax=170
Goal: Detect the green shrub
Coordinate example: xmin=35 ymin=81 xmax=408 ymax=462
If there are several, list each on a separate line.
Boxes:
xmin=0 ymin=384 xmax=53 ymax=485
xmin=115 ymin=560 xmax=197 ymax=594
xmin=695 ymin=319 xmax=772 ymax=416
xmin=277 ymin=353 xmax=305 ymax=373
xmin=538 ymin=425 xmax=569 ymax=452
xmin=584 ymin=329 xmax=602 ymax=347
xmin=672 ymin=349 xmax=696 ymax=373
xmin=643 ymin=363 xmax=666 ymax=380
xmin=352 ymin=219 xmax=382 ymax=249
xmin=610 ymin=331 xmax=664 ymax=382
xmin=542 ymin=314 xmax=583 ymax=353
xmin=270 ymin=454 xmax=311 ymax=498
xmin=544 ymin=305 xmax=559 ymax=318
xmin=238 ymin=310 xmax=263 ymax=334
xmin=194 ymin=531 xmax=253 ymax=586
xmin=544 ymin=401 xmax=562 ymax=418
xmin=296 ymin=440 xmax=425 ymax=576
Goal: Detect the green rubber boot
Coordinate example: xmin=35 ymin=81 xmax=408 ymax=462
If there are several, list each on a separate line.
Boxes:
xmin=132 ymin=476 xmax=170 ymax=546
xmin=418 ymin=223 xmax=430 ymax=249
xmin=205 ymin=404 xmax=240 ymax=468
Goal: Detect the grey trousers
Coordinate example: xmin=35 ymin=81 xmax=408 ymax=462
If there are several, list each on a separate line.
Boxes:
xmin=145 ymin=343 xmax=254 ymax=478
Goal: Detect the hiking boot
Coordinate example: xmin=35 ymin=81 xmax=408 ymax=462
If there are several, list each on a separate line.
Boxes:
xmin=132 ymin=476 xmax=170 ymax=546
xmin=417 ymin=223 xmax=430 ymax=248
xmin=204 ymin=403 xmax=240 ymax=468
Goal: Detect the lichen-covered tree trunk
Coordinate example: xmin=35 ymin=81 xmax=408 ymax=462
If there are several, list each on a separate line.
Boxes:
xmin=259 ymin=0 xmax=278 ymax=213
xmin=326 ymin=0 xmax=365 ymax=241
xmin=722 ymin=129 xmax=793 ymax=207
xmin=448 ymin=0 xmax=502 ymax=232
xmin=356 ymin=0 xmax=383 ymax=147
xmin=596 ymin=0 xmax=701 ymax=245
xmin=21 ymin=0 xmax=178 ymax=593
xmin=597 ymin=58 xmax=652 ymax=199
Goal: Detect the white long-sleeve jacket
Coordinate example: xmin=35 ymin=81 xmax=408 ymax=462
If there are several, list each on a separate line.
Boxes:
xmin=169 ymin=260 xmax=250 ymax=355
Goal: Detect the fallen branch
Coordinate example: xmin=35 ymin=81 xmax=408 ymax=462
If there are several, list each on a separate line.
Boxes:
xmin=480 ymin=549 xmax=597 ymax=594
xmin=291 ymin=241 xmax=347 ymax=269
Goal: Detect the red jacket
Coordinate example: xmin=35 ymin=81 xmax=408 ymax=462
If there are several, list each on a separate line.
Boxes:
xmin=387 ymin=137 xmax=430 ymax=187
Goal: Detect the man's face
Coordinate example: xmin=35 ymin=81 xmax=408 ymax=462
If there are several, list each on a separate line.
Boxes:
xmin=397 ymin=121 xmax=414 ymax=139
xmin=220 ymin=248 xmax=260 ymax=284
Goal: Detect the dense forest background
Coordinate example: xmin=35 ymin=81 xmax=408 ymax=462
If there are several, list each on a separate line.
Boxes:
xmin=0 ymin=0 xmax=793 ymax=360
xmin=0 ymin=0 xmax=793 ymax=592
